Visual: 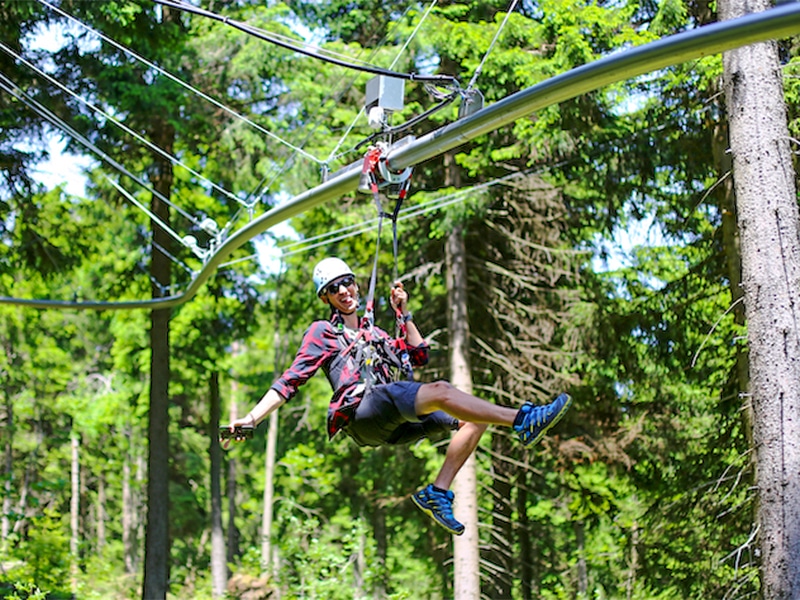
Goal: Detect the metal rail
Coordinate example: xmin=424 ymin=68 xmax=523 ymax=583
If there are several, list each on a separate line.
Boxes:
xmin=4 ymin=3 xmax=800 ymax=310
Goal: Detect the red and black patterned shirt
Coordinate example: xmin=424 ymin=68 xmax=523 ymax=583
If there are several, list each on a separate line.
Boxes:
xmin=271 ymin=312 xmax=429 ymax=438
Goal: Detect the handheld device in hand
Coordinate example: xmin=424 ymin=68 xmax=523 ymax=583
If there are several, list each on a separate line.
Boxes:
xmin=218 ymin=425 xmax=254 ymax=440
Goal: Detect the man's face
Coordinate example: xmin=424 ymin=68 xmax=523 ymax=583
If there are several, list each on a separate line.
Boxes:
xmin=321 ymin=275 xmax=358 ymax=314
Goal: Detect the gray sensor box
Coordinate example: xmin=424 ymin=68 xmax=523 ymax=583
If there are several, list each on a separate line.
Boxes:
xmin=365 ymin=75 xmax=405 ymax=111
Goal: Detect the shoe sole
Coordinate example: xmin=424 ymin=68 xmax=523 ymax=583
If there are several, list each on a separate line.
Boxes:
xmin=523 ymin=393 xmax=572 ymax=447
xmin=411 ymin=494 xmax=465 ymax=536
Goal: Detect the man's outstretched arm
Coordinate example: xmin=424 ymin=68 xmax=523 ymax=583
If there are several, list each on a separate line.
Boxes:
xmin=222 ymin=388 xmax=287 ymax=447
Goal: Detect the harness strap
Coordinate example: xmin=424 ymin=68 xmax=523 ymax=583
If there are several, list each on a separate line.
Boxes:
xmin=361 ymin=146 xmax=384 ymax=330
xmin=359 ymin=146 xmax=415 ymax=383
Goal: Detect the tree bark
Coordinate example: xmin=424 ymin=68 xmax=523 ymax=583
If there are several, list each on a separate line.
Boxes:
xmin=122 ymin=427 xmax=136 ymax=575
xmin=210 ymin=371 xmax=226 ymax=597
xmin=371 ymin=504 xmax=387 ymax=599
xmin=487 ymin=435 xmax=513 ymax=600
xmin=2 ymin=392 xmax=12 ymax=547
xmin=720 ymin=0 xmax=800 ymax=596
xmin=142 ymin=114 xmax=175 ymax=599
xmin=261 ymin=332 xmax=282 ymax=574
xmin=713 ymin=119 xmax=749 ymax=397
xmin=261 ymin=410 xmax=278 ymax=572
xmin=447 ymin=222 xmax=481 ymax=600
xmin=516 ymin=473 xmax=534 ymax=600
xmin=96 ymin=470 xmax=106 ymax=552
xmin=227 ymin=394 xmax=240 ymax=565
xmin=575 ymin=520 xmax=588 ymax=596
xmin=626 ymin=519 xmax=639 ymax=600
xmin=70 ymin=434 xmax=79 ymax=594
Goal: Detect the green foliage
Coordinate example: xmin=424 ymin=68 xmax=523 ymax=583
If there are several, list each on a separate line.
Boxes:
xmin=7 ymin=508 xmax=71 ymax=597
xmin=0 ymin=581 xmax=49 ymax=600
xmin=73 ymin=545 xmax=139 ymax=600
xmin=275 ymin=513 xmax=371 ymax=599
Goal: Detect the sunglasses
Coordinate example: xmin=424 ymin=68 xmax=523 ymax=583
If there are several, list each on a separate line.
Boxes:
xmin=324 ymin=275 xmax=355 ymax=296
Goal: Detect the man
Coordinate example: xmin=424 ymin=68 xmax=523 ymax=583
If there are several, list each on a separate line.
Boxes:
xmin=226 ymin=256 xmax=572 ymax=535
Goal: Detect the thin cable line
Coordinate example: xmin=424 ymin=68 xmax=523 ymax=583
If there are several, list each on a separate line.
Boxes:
xmin=0 ymin=71 xmax=203 ymax=228
xmin=467 ymin=0 xmax=520 ymax=92
xmin=215 ymin=183 xmax=489 ymax=269
xmin=252 ymin=2 xmax=423 ymax=200
xmin=35 ymin=0 xmax=322 ymax=166
xmin=276 ymin=169 xmax=514 ymax=254
xmin=390 ymin=0 xmax=438 ymax=71
xmin=2 ymin=72 xmax=195 ymax=276
xmin=218 ymin=1 xmax=416 ymax=206
xmin=104 ymin=175 xmax=201 ymax=257
xmin=326 ymin=0 xmax=440 ymax=164
xmin=151 ymin=237 xmax=195 ymax=277
xmin=225 ymin=24 xmax=388 ymax=69
xmin=0 ymin=42 xmax=247 ymax=209
xmin=218 ymin=253 xmax=258 ymax=269
xmin=277 ymin=173 xmax=526 ymax=258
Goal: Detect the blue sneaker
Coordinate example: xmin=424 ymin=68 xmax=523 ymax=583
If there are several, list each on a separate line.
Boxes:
xmin=411 ymin=484 xmax=465 ymax=536
xmin=514 ymin=393 xmax=572 ymax=447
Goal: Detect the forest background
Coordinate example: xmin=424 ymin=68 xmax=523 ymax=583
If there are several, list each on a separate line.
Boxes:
xmin=1 ymin=0 xmax=799 ymax=598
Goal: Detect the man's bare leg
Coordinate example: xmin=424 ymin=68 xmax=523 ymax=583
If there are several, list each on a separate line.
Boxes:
xmin=433 ymin=422 xmax=486 ymax=490
xmin=415 ymin=381 xmax=518 ymax=425
xmin=411 ymin=421 xmax=485 ymax=537
xmin=411 ymin=385 xmax=572 ymax=536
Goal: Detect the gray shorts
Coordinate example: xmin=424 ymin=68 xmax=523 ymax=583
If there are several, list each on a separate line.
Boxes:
xmin=345 ymin=381 xmax=459 ymax=447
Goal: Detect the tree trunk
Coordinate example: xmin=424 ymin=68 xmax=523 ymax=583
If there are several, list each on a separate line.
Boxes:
xmin=70 ymin=434 xmax=80 ymax=593
xmin=626 ymin=519 xmax=639 ymax=600
xmin=574 ymin=520 xmax=588 ymax=596
xmin=2 ymin=392 xmax=12 ymax=547
xmin=210 ymin=371 xmax=227 ymax=597
xmin=260 ymin=410 xmax=278 ymax=571
xmin=487 ymin=435 xmax=513 ymax=600
xmin=96 ymin=470 xmax=106 ymax=552
xmin=123 ymin=427 xmax=136 ymax=575
xmin=261 ymin=332 xmax=282 ymax=574
xmin=447 ymin=222 xmax=480 ymax=600
xmin=142 ymin=115 xmax=175 ymax=599
xmin=227 ymin=397 xmax=240 ymax=565
xmin=720 ymin=0 xmax=800 ymax=596
xmin=516 ymin=472 xmax=534 ymax=600
xmin=12 ymin=461 xmax=30 ymax=535
xmin=371 ymin=504 xmax=387 ymax=599
xmin=137 ymin=450 xmax=146 ymax=561
xmin=713 ymin=119 xmax=749 ymax=398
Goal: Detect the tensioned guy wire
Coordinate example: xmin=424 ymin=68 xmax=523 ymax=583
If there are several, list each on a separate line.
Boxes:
xmin=249 ymin=1 xmax=431 ymax=204
xmin=0 ymin=41 xmax=248 ymax=208
xmin=325 ymin=0 xmax=439 ymax=165
xmin=0 ymin=71 xmax=203 ymax=225
xmin=35 ymin=0 xmax=322 ymax=166
xmin=0 ymin=71 xmax=202 ymax=229
xmin=276 ymin=169 xmax=533 ymax=259
xmin=270 ymin=179 xmax=518 ymax=261
xmin=466 ymin=0 xmax=521 ymax=92
xmin=1 ymin=73 xmax=203 ymax=273
xmin=104 ymin=175 xmax=203 ymax=258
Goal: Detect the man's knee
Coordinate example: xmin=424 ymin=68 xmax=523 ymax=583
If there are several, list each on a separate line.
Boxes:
xmin=427 ymin=380 xmax=455 ymax=397
xmin=458 ymin=421 xmax=488 ymax=434
xmin=416 ymin=380 xmax=455 ymax=414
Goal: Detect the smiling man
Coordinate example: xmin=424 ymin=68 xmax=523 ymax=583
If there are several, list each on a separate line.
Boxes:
xmin=226 ymin=257 xmax=572 ymax=536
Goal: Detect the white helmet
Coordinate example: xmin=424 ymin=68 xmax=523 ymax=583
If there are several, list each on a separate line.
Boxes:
xmin=313 ymin=257 xmax=355 ymax=296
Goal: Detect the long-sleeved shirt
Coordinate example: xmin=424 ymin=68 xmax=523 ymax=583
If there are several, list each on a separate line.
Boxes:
xmin=271 ymin=312 xmax=429 ymax=438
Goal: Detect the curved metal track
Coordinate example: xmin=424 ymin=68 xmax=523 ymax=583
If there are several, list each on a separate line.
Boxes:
xmin=4 ymin=3 xmax=800 ymax=310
